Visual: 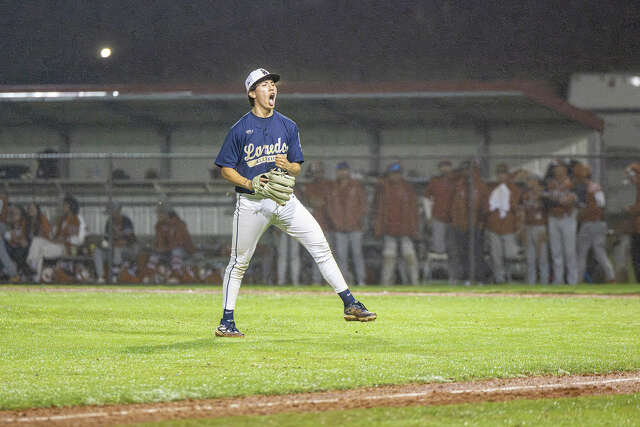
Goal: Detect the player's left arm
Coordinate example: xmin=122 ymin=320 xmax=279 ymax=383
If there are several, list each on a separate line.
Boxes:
xmin=275 ymin=123 xmax=304 ymax=177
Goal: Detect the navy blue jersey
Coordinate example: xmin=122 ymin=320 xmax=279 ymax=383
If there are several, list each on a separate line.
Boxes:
xmin=215 ymin=111 xmax=304 ymax=193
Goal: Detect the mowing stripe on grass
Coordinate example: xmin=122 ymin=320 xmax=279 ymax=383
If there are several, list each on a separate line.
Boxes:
xmin=2 ymin=286 xmax=639 ymax=299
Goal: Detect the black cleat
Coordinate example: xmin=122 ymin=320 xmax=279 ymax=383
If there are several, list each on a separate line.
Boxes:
xmin=215 ymin=320 xmax=245 ymax=338
xmin=344 ymin=301 xmax=377 ymax=322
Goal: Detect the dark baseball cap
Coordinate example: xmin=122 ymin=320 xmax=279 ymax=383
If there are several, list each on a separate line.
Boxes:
xmin=336 ymin=161 xmax=350 ymax=170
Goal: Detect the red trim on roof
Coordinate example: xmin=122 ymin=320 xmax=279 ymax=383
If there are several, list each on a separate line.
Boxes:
xmin=515 ymin=82 xmax=604 ymax=132
xmin=0 ymin=80 xmax=603 ymax=131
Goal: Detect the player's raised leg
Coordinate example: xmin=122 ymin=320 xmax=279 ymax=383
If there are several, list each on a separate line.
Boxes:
xmin=277 ymin=196 xmax=376 ymax=322
xmin=217 ymin=196 xmax=273 ymax=337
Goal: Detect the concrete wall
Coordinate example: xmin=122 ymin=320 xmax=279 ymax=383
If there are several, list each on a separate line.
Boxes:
xmin=568 ymin=73 xmax=640 ymax=214
xmin=489 ymin=124 xmax=592 ymax=179
xmin=171 ymin=126 xmax=227 ymax=180
xmin=301 ymin=125 xmax=372 ymax=179
xmin=0 ymin=122 xmax=598 ymax=181
xmin=599 ymin=114 xmax=640 ymax=212
xmin=70 ymin=127 xmax=163 ymax=180
xmin=1 ymin=121 xmax=613 ymax=236
xmin=379 ymin=126 xmax=480 ymax=178
xmin=569 ymin=73 xmax=640 ymax=110
xmin=600 ymin=113 xmax=640 ymax=151
xmin=0 ymin=127 xmax=63 ymax=172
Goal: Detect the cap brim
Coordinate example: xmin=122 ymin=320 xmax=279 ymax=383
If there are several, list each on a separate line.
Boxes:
xmin=248 ymin=74 xmax=280 ymax=92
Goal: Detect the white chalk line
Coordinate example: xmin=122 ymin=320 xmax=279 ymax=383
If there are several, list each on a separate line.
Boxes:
xmin=3 ymin=376 xmax=640 ymax=424
xmin=448 ymin=377 xmax=640 ymax=394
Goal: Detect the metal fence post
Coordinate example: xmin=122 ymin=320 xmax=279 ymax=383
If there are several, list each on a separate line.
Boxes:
xmin=468 ymin=158 xmax=476 ymax=284
xmin=107 ymin=155 xmax=114 ymax=284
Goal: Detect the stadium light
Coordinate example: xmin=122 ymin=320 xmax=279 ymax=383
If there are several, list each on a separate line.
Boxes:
xmin=100 ymin=47 xmax=112 ymax=59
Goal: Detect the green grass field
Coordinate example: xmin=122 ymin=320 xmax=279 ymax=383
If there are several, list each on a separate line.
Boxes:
xmin=1 ymin=284 xmax=639 ymax=412
xmin=133 ymin=393 xmax=640 ymax=426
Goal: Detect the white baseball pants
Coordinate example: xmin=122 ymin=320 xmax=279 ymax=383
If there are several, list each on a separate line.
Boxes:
xmin=222 ymin=193 xmax=348 ymax=310
xmin=548 ymin=213 xmax=578 ymax=285
xmin=26 ymin=237 xmax=66 ymax=282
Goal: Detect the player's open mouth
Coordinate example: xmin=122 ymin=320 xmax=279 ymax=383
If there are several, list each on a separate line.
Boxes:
xmin=268 ymin=93 xmax=275 ymax=107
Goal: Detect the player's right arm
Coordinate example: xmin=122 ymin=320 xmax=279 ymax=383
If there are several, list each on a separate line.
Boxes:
xmin=216 ymin=123 xmax=255 ymax=190
xmin=220 ymin=167 xmax=253 ymax=191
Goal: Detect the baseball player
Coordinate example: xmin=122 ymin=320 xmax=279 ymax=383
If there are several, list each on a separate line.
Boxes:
xmin=625 ymin=162 xmax=640 ymax=283
xmin=573 ymin=162 xmax=614 ymax=283
xmin=374 ymin=163 xmax=420 ymax=285
xmin=545 ymin=163 xmax=578 ymax=284
xmin=486 ymin=163 xmax=521 ymax=284
xmin=213 ymin=68 xmax=376 ymax=337
xmin=521 ymin=174 xmax=550 ymax=284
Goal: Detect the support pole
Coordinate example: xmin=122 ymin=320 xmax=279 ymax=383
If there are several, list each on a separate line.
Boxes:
xmin=59 ymin=130 xmax=71 ymax=179
xmin=160 ymin=128 xmax=172 ymax=179
xmin=369 ymin=125 xmax=382 ymax=176
xmin=589 ymin=131 xmax=604 ymax=185
xmin=468 ymin=159 xmax=476 ymax=284
xmin=107 ymin=155 xmax=114 ymax=284
xmin=477 ymin=122 xmax=491 ymax=179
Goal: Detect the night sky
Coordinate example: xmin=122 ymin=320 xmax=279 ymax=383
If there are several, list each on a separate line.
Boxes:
xmin=1 ymin=0 xmax=639 ymax=92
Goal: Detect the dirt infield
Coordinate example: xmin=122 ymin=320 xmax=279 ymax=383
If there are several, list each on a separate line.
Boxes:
xmin=2 ymin=285 xmax=640 ymax=299
xmin=2 ymin=372 xmax=639 ymax=426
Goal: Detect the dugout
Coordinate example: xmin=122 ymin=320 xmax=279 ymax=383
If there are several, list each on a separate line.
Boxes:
xmin=0 ymin=80 xmax=604 ymax=236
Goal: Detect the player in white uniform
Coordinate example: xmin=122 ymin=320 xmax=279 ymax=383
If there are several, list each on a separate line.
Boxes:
xmin=214 ymin=68 xmax=376 ymax=337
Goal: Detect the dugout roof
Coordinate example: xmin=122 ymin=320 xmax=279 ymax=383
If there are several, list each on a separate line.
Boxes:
xmin=0 ymin=80 xmax=603 ymax=131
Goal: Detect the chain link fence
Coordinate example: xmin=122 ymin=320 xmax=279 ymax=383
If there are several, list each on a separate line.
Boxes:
xmin=0 ymin=152 xmax=638 ymax=285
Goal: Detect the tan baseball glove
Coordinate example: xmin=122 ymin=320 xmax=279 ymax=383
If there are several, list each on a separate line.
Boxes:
xmin=252 ymin=169 xmax=296 ymax=206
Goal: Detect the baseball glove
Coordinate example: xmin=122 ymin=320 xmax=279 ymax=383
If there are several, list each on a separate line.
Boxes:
xmin=252 ymin=169 xmax=296 ymax=205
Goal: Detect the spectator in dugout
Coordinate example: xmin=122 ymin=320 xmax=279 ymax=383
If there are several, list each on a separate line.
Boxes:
xmin=544 ymin=163 xmax=579 ymax=284
xmin=624 ymin=162 xmax=640 ymax=283
xmin=487 ymin=163 xmax=522 ymax=284
xmin=93 ymin=202 xmax=138 ymax=284
xmin=375 ymin=162 xmax=420 ymax=285
xmin=573 ymin=162 xmax=615 ymax=283
xmin=327 ymin=162 xmax=368 ymax=286
xmin=521 ymin=174 xmax=550 ymax=284
xmin=303 ymin=161 xmax=333 ymax=284
xmin=423 ymin=160 xmax=456 ymax=278
xmin=5 ymin=205 xmax=30 ymax=281
xmin=449 ymin=160 xmax=490 ymax=283
xmin=26 ymin=194 xmax=86 ymax=282
xmin=6 ymin=202 xmax=51 ymax=281
xmin=26 ymin=202 xmax=51 ymax=241
xmin=0 ymin=192 xmax=20 ymax=281
xmin=140 ymin=202 xmax=195 ymax=284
